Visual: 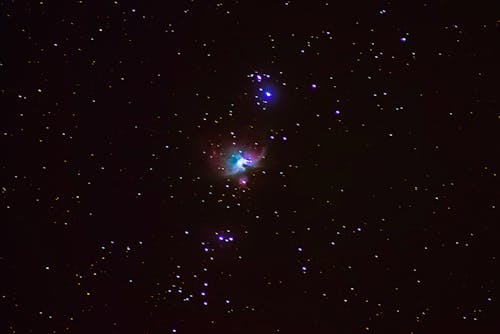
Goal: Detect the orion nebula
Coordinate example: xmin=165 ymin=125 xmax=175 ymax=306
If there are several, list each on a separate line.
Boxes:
xmin=208 ymin=143 xmax=266 ymax=186
xmin=225 ymin=150 xmax=261 ymax=175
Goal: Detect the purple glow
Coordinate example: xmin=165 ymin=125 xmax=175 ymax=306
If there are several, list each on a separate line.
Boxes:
xmin=311 ymin=84 xmax=317 ymax=89
xmin=400 ymin=37 xmax=407 ymax=42
xmin=335 ymin=110 xmax=340 ymax=115
xmin=265 ymin=91 xmax=272 ymax=97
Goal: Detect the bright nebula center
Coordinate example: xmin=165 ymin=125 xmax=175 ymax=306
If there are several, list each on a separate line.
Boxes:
xmin=209 ymin=143 xmax=265 ymax=186
xmin=227 ymin=151 xmax=258 ymax=175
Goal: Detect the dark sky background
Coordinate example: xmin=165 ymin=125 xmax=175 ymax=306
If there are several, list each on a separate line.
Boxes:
xmin=1 ymin=1 xmax=499 ymax=333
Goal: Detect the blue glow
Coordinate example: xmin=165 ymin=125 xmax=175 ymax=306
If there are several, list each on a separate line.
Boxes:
xmin=265 ymin=91 xmax=272 ymax=97
xmin=227 ymin=152 xmax=255 ymax=175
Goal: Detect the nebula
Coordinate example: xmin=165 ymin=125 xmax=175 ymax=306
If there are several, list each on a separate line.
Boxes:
xmin=226 ymin=151 xmax=259 ymax=175
xmin=208 ymin=143 xmax=265 ymax=186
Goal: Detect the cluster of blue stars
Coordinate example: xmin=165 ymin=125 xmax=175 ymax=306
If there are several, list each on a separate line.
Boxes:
xmin=249 ymin=72 xmax=275 ymax=110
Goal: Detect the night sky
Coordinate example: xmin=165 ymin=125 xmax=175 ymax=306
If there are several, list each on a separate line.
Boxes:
xmin=2 ymin=1 xmax=499 ymax=333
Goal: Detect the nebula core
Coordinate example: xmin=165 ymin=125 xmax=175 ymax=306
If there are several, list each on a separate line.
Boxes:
xmin=226 ymin=150 xmax=260 ymax=175
xmin=209 ymin=144 xmax=266 ymax=186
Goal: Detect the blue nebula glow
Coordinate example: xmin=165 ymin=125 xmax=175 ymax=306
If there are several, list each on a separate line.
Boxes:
xmin=226 ymin=152 xmax=255 ymax=175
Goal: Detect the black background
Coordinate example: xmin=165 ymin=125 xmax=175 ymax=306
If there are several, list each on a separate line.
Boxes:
xmin=1 ymin=1 xmax=499 ymax=333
